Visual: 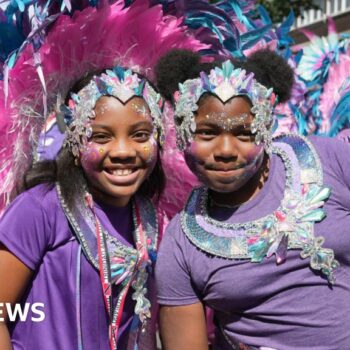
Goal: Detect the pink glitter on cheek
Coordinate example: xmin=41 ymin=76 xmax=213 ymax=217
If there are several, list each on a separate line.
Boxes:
xmin=245 ymin=145 xmax=264 ymax=164
xmin=80 ymin=143 xmax=103 ymax=180
xmin=143 ymin=136 xmax=158 ymax=166
xmin=187 ymin=140 xmax=198 ymax=156
xmin=184 ymin=141 xmax=202 ymax=176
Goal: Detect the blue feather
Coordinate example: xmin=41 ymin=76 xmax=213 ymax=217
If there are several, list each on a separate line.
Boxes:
xmin=329 ymin=78 xmax=350 ymax=136
xmin=240 ymin=24 xmax=271 ymax=50
xmin=257 ymin=5 xmax=272 ymax=26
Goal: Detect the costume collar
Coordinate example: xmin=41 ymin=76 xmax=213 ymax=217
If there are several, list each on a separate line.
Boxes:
xmin=181 ymin=134 xmax=339 ymax=284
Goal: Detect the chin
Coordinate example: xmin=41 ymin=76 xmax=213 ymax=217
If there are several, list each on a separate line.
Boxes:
xmin=204 ymin=176 xmax=252 ymax=194
xmin=89 ymin=180 xmax=143 ymax=206
xmin=208 ymin=183 xmax=243 ymax=193
xmin=105 ymin=184 xmax=141 ymax=199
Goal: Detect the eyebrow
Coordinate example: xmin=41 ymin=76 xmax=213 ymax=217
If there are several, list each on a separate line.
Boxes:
xmin=196 ymin=120 xmax=221 ymax=128
xmin=91 ymin=124 xmax=111 ymax=131
xmin=129 ymin=121 xmax=153 ymax=129
xmin=196 ymin=119 xmax=252 ymax=129
xmin=91 ymin=121 xmax=153 ymax=131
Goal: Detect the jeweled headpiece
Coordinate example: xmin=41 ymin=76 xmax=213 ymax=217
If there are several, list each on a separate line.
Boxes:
xmin=62 ymin=67 xmax=163 ymax=157
xmin=0 ymin=0 xmax=208 ymax=209
xmin=173 ymin=60 xmax=277 ymax=151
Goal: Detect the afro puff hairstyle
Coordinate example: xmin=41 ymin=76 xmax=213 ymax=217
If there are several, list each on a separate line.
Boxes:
xmin=155 ymin=49 xmax=294 ymax=104
xmin=155 ymin=49 xmax=216 ymax=101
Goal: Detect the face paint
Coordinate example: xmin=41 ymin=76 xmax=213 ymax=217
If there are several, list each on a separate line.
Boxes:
xmin=79 ymin=96 xmax=159 ymax=207
xmin=80 ymin=142 xmax=104 ymax=181
xmin=184 ymin=96 xmax=268 ymax=195
xmin=204 ymin=112 xmax=250 ymax=131
xmin=131 ymin=102 xmax=152 ymax=121
xmin=143 ymin=134 xmax=158 ymax=165
xmin=95 ymin=103 xmax=110 ymax=115
xmin=184 ymin=141 xmax=207 ymax=184
xmin=229 ymin=145 xmax=264 ymax=184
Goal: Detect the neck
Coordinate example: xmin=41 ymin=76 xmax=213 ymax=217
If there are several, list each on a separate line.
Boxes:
xmin=88 ymin=186 xmax=132 ymax=208
xmin=209 ymin=153 xmax=270 ymax=208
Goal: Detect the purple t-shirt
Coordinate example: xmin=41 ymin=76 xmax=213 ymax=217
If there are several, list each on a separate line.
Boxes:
xmin=156 ymin=136 xmax=350 ymax=350
xmin=0 ymin=184 xmax=137 ymax=349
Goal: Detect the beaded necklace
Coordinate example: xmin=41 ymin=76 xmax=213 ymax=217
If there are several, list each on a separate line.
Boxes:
xmin=57 ymin=183 xmax=158 ymax=349
xmin=181 ymin=134 xmax=339 ymax=284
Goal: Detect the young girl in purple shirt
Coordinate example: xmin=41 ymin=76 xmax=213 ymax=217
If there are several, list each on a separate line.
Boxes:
xmin=154 ymin=49 xmax=350 ymax=350
xmin=0 ymin=65 xmax=165 ymax=349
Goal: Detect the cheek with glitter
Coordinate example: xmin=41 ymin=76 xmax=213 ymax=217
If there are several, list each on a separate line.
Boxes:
xmin=245 ymin=145 xmax=264 ymax=165
xmin=131 ymin=103 xmax=152 ymax=121
xmin=184 ymin=142 xmax=206 ymax=181
xmin=184 ymin=142 xmax=198 ymax=168
xmin=244 ymin=146 xmax=265 ymax=175
xmin=95 ymin=103 xmax=110 ymax=116
xmin=80 ymin=143 xmax=104 ymax=180
xmin=142 ymin=136 xmax=158 ymax=166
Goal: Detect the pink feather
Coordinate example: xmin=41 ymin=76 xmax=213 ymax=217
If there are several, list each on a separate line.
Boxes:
xmin=0 ymin=0 xmax=208 ymax=209
xmin=159 ymin=103 xmax=200 ymax=219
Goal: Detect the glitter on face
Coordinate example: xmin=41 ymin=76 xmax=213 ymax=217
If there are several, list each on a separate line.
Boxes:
xmin=95 ymin=103 xmax=110 ymax=115
xmin=204 ymin=112 xmax=250 ymax=131
xmin=80 ymin=142 xmax=103 ymax=181
xmin=143 ymin=134 xmax=158 ymax=165
xmin=185 ymin=131 xmax=265 ymax=193
xmin=131 ymin=102 xmax=152 ymax=120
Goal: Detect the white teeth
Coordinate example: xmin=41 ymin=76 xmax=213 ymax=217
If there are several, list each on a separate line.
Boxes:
xmin=111 ymin=169 xmax=133 ymax=176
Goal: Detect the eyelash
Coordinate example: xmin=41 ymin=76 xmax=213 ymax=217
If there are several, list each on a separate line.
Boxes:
xmin=195 ymin=130 xmax=254 ymax=141
xmin=91 ymin=133 xmax=111 ymax=143
xmin=133 ymin=131 xmax=151 ymax=141
xmin=91 ymin=130 xmax=151 ymax=140
xmin=236 ymin=131 xmax=255 ymax=141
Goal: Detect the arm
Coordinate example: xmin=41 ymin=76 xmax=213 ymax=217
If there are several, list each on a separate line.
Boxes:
xmin=159 ymin=302 xmax=209 ymax=350
xmin=0 ymin=324 xmax=11 ymax=350
xmin=0 ymin=244 xmax=33 ymax=350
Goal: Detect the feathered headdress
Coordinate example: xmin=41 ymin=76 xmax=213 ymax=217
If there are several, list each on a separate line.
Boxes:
xmin=0 ymin=0 xmax=207 ymax=208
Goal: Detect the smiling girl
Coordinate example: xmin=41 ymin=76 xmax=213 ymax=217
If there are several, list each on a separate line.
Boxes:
xmin=154 ymin=49 xmax=350 ymax=350
xmin=0 ymin=66 xmax=164 ymax=350
xmin=0 ymin=1 xmax=209 ymax=348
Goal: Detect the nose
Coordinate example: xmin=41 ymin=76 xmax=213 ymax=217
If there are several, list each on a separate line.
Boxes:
xmin=108 ymin=137 xmax=137 ymax=161
xmin=213 ymin=134 xmax=238 ymax=162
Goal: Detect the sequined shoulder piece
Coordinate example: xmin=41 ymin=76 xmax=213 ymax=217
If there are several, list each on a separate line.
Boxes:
xmin=274 ymin=133 xmax=323 ymax=185
xmin=181 ymin=134 xmax=339 ymax=284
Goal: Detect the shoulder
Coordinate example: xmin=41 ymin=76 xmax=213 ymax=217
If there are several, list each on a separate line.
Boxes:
xmin=308 ymin=135 xmax=350 ymax=156
xmin=2 ymin=184 xmax=59 ymax=220
xmin=0 ymin=184 xmax=70 ymax=247
xmin=308 ymin=135 xmax=350 ymax=177
xmin=0 ymin=184 xmax=68 ymax=269
xmin=161 ymin=213 xmax=183 ymax=243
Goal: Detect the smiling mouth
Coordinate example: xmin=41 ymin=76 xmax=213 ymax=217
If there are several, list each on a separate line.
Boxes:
xmin=105 ymin=168 xmax=136 ymax=176
xmin=103 ymin=168 xmax=141 ymax=185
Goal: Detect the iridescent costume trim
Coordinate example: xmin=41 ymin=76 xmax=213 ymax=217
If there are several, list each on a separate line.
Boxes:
xmin=181 ymin=134 xmax=339 ymax=284
xmin=173 ymin=60 xmax=276 ymax=151
xmin=62 ymin=67 xmax=163 ymax=157
xmin=57 ymin=183 xmax=158 ymax=349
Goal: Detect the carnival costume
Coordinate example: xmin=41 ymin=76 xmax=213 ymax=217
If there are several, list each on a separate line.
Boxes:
xmin=156 ymin=59 xmax=350 ymax=349
xmin=0 ymin=1 xmax=207 ymax=349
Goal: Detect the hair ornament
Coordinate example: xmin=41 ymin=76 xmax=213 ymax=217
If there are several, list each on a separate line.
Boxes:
xmin=63 ymin=67 xmax=164 ymax=157
xmin=174 ymin=60 xmax=277 ymax=151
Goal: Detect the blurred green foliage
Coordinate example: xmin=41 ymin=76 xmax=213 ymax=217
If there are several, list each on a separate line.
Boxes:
xmin=257 ymin=0 xmax=319 ymax=23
